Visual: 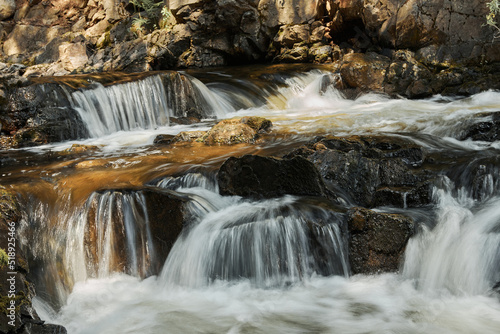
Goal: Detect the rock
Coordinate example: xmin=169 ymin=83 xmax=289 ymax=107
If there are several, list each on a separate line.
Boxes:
xmin=153 ymin=134 xmax=176 ymax=145
xmin=339 ymin=52 xmax=390 ymax=92
xmin=274 ymin=24 xmax=311 ymax=48
xmin=346 ymin=207 xmax=414 ymax=274
xmin=61 ymin=144 xmax=99 ymax=155
xmin=0 ymin=189 xmax=66 ymax=333
xmin=274 ymin=44 xmax=310 ymax=63
xmin=202 ymin=117 xmax=272 ymax=145
xmin=459 ymin=112 xmax=500 ymax=142
xmin=85 ymin=188 xmax=190 ymax=277
xmin=258 ymin=0 xmax=320 ymax=28
xmin=2 ymin=83 xmax=89 ymax=148
xmin=308 ymin=43 xmax=341 ymax=63
xmin=59 ymin=42 xmax=89 ymax=72
xmin=288 ymin=135 xmax=433 ymax=208
xmin=384 ymin=50 xmax=434 ymax=98
xmin=0 ymin=0 xmax=15 ymax=20
xmin=172 ymin=130 xmax=206 ymax=143
xmin=218 ymin=154 xmax=327 ymax=199
xmin=3 ymin=25 xmax=69 ymax=62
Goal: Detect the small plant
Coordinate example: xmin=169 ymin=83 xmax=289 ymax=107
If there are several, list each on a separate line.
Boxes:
xmin=486 ymin=0 xmax=500 ymax=38
xmin=130 ymin=0 xmax=172 ymax=34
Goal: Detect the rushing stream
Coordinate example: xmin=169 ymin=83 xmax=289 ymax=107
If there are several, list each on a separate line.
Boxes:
xmin=3 ymin=66 xmax=500 ymax=333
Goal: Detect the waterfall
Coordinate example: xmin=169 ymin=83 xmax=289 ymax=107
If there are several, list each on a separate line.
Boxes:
xmin=69 ymin=73 xmax=237 ymax=138
xmin=161 ymin=195 xmax=349 ymax=288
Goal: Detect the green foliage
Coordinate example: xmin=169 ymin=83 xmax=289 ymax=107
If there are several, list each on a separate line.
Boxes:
xmin=130 ymin=0 xmax=172 ymax=34
xmin=486 ymin=0 xmax=500 ymax=38
xmin=0 ymin=248 xmax=8 ymax=267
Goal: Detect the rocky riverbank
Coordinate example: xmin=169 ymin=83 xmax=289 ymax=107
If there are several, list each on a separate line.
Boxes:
xmin=0 ymin=0 xmax=498 ymax=92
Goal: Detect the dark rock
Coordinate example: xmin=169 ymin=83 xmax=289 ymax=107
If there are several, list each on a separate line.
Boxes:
xmin=459 ymin=112 xmax=500 ymax=142
xmin=288 ymin=135 xmax=434 ymax=208
xmin=153 ymin=134 xmax=176 ymax=145
xmin=0 ymin=189 xmax=66 ymax=333
xmin=218 ymin=154 xmax=327 ymax=199
xmin=1 ymin=82 xmax=89 ymax=148
xmin=346 ymin=207 xmax=414 ymax=274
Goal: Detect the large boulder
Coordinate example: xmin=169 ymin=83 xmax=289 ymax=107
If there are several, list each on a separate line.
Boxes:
xmin=339 ymin=52 xmax=391 ymax=92
xmin=346 ymin=207 xmax=414 ymax=274
xmin=218 ymin=154 xmax=327 ymax=199
xmin=1 ymin=83 xmax=89 ymax=148
xmin=287 ymin=135 xmax=434 ymax=208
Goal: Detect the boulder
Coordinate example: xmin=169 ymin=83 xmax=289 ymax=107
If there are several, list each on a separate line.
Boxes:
xmin=201 ymin=116 xmax=272 ymax=145
xmin=339 ymin=52 xmax=390 ymax=92
xmin=346 ymin=207 xmax=414 ymax=274
xmin=218 ymin=154 xmax=327 ymax=199
xmin=59 ymin=42 xmax=89 ymax=72
xmin=0 ymin=0 xmax=15 ymax=20
xmin=288 ymin=135 xmax=433 ymax=208
xmin=1 ymin=83 xmax=89 ymax=148
xmin=458 ymin=112 xmax=500 ymax=142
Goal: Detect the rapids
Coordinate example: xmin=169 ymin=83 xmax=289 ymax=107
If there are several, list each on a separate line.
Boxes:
xmin=3 ymin=65 xmax=500 ymax=333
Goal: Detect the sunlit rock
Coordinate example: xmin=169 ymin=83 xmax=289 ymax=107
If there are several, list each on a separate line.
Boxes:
xmin=0 ymin=0 xmax=15 ymax=20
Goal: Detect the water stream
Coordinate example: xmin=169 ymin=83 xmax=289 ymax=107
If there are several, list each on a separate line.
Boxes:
xmin=4 ymin=66 xmax=500 ymax=333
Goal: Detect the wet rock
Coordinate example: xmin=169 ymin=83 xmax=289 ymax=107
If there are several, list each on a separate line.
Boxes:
xmin=339 ymin=52 xmax=390 ymax=92
xmin=0 ymin=189 xmax=66 ymax=333
xmin=172 ymin=130 xmax=206 ymax=143
xmin=384 ymin=50 xmax=434 ymax=98
xmin=218 ymin=154 xmax=327 ymax=199
xmin=202 ymin=117 xmax=272 ymax=145
xmin=2 ymin=83 xmax=89 ymax=148
xmin=61 ymin=144 xmax=99 ymax=155
xmin=288 ymin=135 xmax=433 ymax=208
xmin=346 ymin=207 xmax=414 ymax=274
xmin=459 ymin=112 xmax=500 ymax=142
xmin=85 ymin=188 xmax=190 ymax=277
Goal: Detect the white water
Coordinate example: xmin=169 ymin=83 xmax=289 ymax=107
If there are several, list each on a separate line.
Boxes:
xmin=23 ymin=68 xmax=500 ymax=333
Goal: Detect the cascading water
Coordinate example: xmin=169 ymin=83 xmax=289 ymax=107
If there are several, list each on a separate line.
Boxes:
xmin=68 ymin=72 xmax=238 ymax=138
xmin=7 ymin=67 xmax=500 ymax=333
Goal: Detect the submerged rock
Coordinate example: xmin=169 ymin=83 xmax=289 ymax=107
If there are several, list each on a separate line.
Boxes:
xmin=218 ymin=154 xmax=327 ymax=199
xmin=459 ymin=112 xmax=500 ymax=142
xmin=346 ymin=207 xmax=414 ymax=274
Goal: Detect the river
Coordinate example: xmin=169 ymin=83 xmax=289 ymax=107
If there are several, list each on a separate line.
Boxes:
xmin=3 ymin=65 xmax=500 ymax=333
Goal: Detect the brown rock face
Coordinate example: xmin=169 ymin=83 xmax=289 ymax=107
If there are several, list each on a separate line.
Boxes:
xmin=339 ymin=52 xmax=391 ymax=92
xmin=347 ymin=207 xmax=414 ymax=274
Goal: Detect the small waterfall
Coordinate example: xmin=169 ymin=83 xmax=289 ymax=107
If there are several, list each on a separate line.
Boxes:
xmin=403 ymin=178 xmax=500 ymax=295
xmin=69 ymin=73 xmax=236 ymax=138
xmin=71 ymin=75 xmax=172 ymax=137
xmin=161 ymin=195 xmax=349 ymax=288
